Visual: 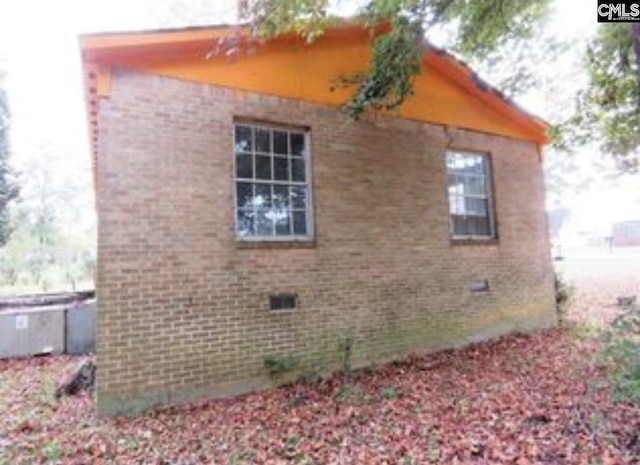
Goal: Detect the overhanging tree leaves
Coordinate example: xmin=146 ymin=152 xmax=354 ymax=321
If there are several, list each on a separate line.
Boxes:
xmin=555 ymin=23 xmax=640 ymax=172
xmin=585 ymin=23 xmax=639 ymax=171
xmin=237 ymin=0 xmax=551 ymax=118
xmin=0 ymin=79 xmax=20 ymax=247
xmin=333 ymin=17 xmax=423 ymax=118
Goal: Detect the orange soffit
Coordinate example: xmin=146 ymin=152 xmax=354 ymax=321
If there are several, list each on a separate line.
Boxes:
xmin=79 ymin=23 xmax=549 ymax=168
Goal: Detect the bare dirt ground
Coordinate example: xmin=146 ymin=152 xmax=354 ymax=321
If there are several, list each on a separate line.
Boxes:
xmin=0 ymin=248 xmax=638 ymax=464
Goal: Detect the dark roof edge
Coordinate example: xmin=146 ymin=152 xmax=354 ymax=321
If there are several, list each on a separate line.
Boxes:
xmin=422 ymin=41 xmax=549 ymax=129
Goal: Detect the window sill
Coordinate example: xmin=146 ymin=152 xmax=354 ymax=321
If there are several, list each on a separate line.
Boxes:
xmin=450 ymin=237 xmax=499 ymax=246
xmin=236 ymin=239 xmax=316 ymax=250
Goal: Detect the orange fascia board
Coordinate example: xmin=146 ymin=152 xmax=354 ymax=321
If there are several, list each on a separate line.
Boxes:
xmin=80 ymin=24 xmax=251 ymax=57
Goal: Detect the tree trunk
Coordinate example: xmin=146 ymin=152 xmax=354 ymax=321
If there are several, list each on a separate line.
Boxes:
xmin=55 ymin=359 xmax=96 ymax=398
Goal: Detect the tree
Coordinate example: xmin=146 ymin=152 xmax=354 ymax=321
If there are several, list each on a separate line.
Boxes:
xmin=0 ymin=72 xmax=20 ymax=247
xmin=554 ymin=23 xmax=640 ymax=172
xmin=0 ymin=142 xmax=96 ymax=293
xmin=236 ymin=0 xmax=551 ymax=118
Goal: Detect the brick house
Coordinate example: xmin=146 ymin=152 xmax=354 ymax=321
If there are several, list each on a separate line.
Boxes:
xmin=80 ymin=24 xmax=555 ymax=415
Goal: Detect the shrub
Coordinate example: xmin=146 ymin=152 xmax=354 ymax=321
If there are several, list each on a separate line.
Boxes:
xmin=380 ymin=386 xmax=398 ymax=400
xmin=554 ymin=272 xmax=574 ymax=325
xmin=600 ymin=299 xmax=640 ymax=406
xmin=263 ymin=355 xmax=297 ymax=377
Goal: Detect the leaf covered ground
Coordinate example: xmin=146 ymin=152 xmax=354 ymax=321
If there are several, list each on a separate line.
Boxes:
xmin=2 ymin=331 xmax=638 ymax=464
xmin=1 ymin=253 xmax=639 ymax=464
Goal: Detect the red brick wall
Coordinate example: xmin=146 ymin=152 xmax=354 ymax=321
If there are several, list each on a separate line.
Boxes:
xmin=96 ymin=69 xmax=555 ymax=415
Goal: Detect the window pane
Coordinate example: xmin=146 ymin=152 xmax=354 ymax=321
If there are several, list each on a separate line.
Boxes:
xmin=293 ymin=211 xmax=307 ymax=235
xmin=467 ymin=155 xmax=485 ymax=174
xmin=255 ymin=128 xmax=271 ymax=153
xmin=472 ymin=216 xmax=490 ymax=236
xmin=446 ymin=152 xmax=462 ymax=171
xmin=449 ymin=195 xmax=463 ymax=215
xmin=273 ymin=156 xmax=289 ymax=181
xmin=464 ymin=197 xmax=488 ymax=216
xmin=237 ymin=209 xmax=255 ymax=237
xmin=236 ymin=182 xmax=253 ymax=208
xmin=448 ymin=174 xmax=463 ymax=196
xmin=275 ymin=211 xmax=292 ymax=236
xmin=273 ymin=185 xmax=290 ymax=210
xmin=235 ymin=125 xmax=253 ymax=152
xmin=256 ymin=209 xmax=273 ymax=236
xmin=274 ymin=131 xmax=289 ymax=155
xmin=290 ymin=133 xmax=305 ymax=156
xmin=291 ymin=158 xmax=305 ymax=182
xmin=452 ymin=215 xmax=467 ymax=236
xmin=291 ymin=186 xmax=307 ymax=209
xmin=255 ymin=155 xmax=272 ymax=180
xmin=254 ymin=184 xmax=271 ymax=207
xmin=466 ymin=175 xmax=486 ymax=196
xmin=236 ymin=153 xmax=253 ymax=179
xmin=453 ymin=214 xmax=488 ymax=237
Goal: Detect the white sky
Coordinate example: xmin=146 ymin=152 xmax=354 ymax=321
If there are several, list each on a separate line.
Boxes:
xmin=0 ymin=0 xmax=637 ymax=244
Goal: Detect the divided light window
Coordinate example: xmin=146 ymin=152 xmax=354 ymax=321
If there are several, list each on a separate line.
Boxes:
xmin=446 ymin=150 xmax=495 ymax=239
xmin=234 ymin=122 xmax=312 ymax=240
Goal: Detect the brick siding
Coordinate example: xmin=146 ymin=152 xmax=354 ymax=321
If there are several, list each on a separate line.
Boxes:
xmin=96 ymin=69 xmax=555 ymax=415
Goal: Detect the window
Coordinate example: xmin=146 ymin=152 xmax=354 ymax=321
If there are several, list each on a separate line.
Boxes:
xmin=446 ymin=150 xmax=495 ymax=239
xmin=234 ymin=122 xmax=312 ymax=240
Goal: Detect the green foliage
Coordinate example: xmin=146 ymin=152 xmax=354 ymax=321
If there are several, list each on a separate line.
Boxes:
xmin=263 ymin=354 xmax=298 ymax=376
xmin=469 ymin=26 xmax=568 ymax=100
xmin=554 ymin=272 xmax=573 ymax=325
xmin=558 ymin=23 xmax=640 ymax=172
xmin=600 ymin=300 xmax=640 ymax=406
xmin=440 ymin=0 xmax=551 ymax=59
xmin=336 ymin=18 xmax=423 ymax=119
xmin=0 ymin=145 xmax=95 ymax=295
xmin=379 ymin=385 xmax=398 ymax=399
xmin=41 ymin=441 xmax=61 ymax=462
xmin=0 ymin=85 xmax=20 ymax=247
xmin=238 ymin=0 xmax=552 ymax=119
xmin=239 ymin=0 xmax=331 ymax=42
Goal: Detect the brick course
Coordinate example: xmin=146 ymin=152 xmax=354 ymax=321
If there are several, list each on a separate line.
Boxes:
xmin=96 ymin=69 xmax=555 ymax=415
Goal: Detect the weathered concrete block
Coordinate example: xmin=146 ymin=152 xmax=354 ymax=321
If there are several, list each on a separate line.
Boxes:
xmin=0 ymin=307 xmax=65 ymax=358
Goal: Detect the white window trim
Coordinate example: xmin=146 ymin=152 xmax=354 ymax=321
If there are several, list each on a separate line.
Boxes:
xmin=233 ymin=121 xmax=314 ymax=242
xmin=446 ymin=150 xmax=496 ymax=240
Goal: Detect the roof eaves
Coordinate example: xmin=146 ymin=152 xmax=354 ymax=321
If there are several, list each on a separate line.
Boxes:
xmin=422 ymin=41 xmax=550 ymax=139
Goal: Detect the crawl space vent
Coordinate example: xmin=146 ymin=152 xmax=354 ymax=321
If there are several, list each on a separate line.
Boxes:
xmin=269 ymin=294 xmax=297 ymax=311
xmin=469 ymin=279 xmax=490 ymax=293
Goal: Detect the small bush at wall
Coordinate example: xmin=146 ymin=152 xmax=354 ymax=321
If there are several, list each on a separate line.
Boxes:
xmin=554 ymin=272 xmax=573 ymax=325
xmin=338 ymin=336 xmax=354 ymax=376
xmin=263 ymin=355 xmax=298 ymax=377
